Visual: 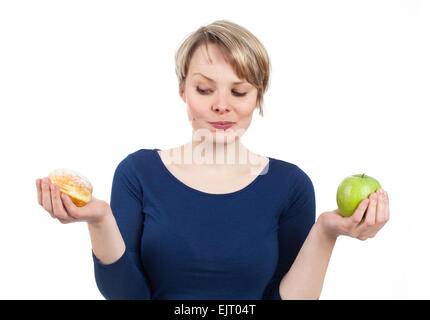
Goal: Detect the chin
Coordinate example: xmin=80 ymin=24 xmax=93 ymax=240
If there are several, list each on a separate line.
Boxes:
xmin=192 ymin=126 xmax=241 ymax=144
xmin=213 ymin=131 xmax=240 ymax=145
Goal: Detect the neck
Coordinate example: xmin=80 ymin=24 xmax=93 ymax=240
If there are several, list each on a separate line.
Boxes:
xmin=183 ymin=137 xmax=249 ymax=167
xmin=159 ymin=134 xmax=267 ymax=174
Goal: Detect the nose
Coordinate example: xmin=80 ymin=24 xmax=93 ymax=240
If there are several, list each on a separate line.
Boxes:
xmin=211 ymin=104 xmax=230 ymax=114
xmin=211 ymin=89 xmax=231 ymax=113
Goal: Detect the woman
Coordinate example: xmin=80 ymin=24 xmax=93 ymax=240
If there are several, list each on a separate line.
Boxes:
xmin=35 ymin=20 xmax=389 ymax=300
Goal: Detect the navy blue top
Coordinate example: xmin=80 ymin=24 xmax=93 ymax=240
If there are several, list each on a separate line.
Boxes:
xmin=92 ymin=148 xmax=315 ymax=300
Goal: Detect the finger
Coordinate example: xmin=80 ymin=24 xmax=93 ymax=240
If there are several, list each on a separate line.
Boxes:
xmin=58 ymin=217 xmax=72 ymax=224
xmin=37 ymin=178 xmax=55 ymax=219
xmin=362 ymin=192 xmax=378 ymax=227
xmin=359 ymin=190 xmax=390 ymax=239
xmin=36 ymin=178 xmax=42 ymax=206
xmin=41 ymin=178 xmax=53 ymax=214
xmin=50 ymin=183 xmax=73 ymax=220
xmin=375 ymin=189 xmax=386 ymax=225
xmin=355 ymin=192 xmax=380 ymax=239
xmin=384 ymin=190 xmax=390 ymax=221
xmin=348 ymin=197 xmax=369 ymax=225
xmin=61 ymin=193 xmax=82 ymax=220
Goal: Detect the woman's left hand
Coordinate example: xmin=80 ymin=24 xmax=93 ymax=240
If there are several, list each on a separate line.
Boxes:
xmin=317 ymin=188 xmax=390 ymax=241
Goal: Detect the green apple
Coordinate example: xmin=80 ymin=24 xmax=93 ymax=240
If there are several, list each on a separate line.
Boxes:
xmin=336 ymin=173 xmax=382 ymax=217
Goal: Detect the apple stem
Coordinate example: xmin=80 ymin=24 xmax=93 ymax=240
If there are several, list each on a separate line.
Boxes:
xmin=361 ymin=173 xmax=365 ymax=179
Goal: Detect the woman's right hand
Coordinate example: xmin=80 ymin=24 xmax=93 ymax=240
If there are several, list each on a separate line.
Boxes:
xmin=36 ymin=177 xmax=112 ymax=225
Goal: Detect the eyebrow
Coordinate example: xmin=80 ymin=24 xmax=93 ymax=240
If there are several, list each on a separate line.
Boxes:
xmin=192 ymin=72 xmax=246 ymax=85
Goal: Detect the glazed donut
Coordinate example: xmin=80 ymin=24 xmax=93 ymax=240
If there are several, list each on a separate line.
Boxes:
xmin=48 ymin=168 xmax=93 ymax=207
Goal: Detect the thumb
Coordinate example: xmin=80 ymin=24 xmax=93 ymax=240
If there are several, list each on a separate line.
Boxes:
xmin=349 ymin=198 xmax=370 ymax=224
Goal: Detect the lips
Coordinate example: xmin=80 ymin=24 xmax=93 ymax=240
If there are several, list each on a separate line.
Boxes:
xmin=209 ymin=121 xmax=235 ymax=125
xmin=209 ymin=121 xmax=235 ymax=130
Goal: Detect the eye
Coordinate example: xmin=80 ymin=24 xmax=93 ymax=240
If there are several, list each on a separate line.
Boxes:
xmin=196 ymin=86 xmax=247 ymax=97
xmin=232 ymin=90 xmax=247 ymax=97
xmin=196 ymin=87 xmax=211 ymax=95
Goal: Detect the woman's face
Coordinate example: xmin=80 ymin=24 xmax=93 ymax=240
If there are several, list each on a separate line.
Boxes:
xmin=181 ymin=43 xmax=258 ymax=145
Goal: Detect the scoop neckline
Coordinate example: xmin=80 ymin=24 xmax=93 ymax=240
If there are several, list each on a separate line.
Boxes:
xmin=152 ymin=148 xmax=271 ymax=198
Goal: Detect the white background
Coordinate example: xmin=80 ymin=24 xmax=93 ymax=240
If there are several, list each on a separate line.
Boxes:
xmin=1 ymin=0 xmax=429 ymax=299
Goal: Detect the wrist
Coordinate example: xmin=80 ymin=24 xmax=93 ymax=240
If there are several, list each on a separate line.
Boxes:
xmin=88 ymin=206 xmax=114 ymax=229
xmin=315 ymin=216 xmax=339 ymax=243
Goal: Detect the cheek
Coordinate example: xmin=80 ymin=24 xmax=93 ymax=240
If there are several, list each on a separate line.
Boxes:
xmin=236 ymin=100 xmax=255 ymax=120
xmin=187 ymin=91 xmax=211 ymax=117
xmin=186 ymin=102 xmax=206 ymax=123
xmin=184 ymin=86 xmax=205 ymax=119
xmin=186 ymin=104 xmax=193 ymax=121
xmin=238 ymin=102 xmax=255 ymax=114
xmin=236 ymin=93 xmax=257 ymax=113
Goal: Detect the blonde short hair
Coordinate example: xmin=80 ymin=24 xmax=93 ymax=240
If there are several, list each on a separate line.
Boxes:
xmin=174 ymin=20 xmax=271 ymax=117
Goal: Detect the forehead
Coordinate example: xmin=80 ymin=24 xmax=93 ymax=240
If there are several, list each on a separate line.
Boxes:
xmin=191 ymin=43 xmax=231 ymax=65
xmin=189 ymin=44 xmax=233 ymax=71
xmin=188 ymin=44 xmax=244 ymax=82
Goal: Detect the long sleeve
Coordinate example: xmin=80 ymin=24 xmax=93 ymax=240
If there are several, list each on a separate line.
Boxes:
xmin=92 ymin=154 xmax=152 ymax=299
xmin=90 ymin=148 xmax=316 ymax=299
xmin=262 ymin=166 xmax=316 ymax=300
